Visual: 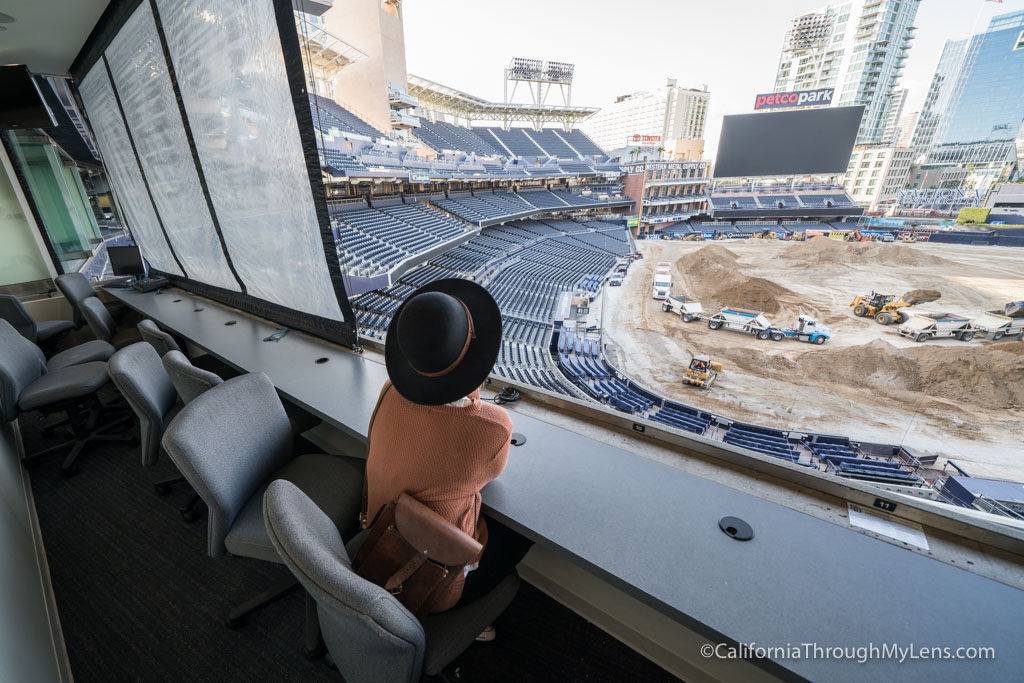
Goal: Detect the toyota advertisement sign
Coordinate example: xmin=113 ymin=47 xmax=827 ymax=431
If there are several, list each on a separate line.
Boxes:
xmin=754 ymin=88 xmax=834 ymax=110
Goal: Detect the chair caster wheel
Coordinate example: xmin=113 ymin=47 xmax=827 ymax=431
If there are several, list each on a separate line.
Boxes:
xmin=61 ymin=465 xmax=80 ymax=478
xmin=225 ymin=615 xmax=247 ymax=630
xmin=181 ymin=507 xmax=201 ymax=523
xmin=304 ymin=643 xmax=326 ymax=662
xmin=154 ymin=483 xmax=172 ymax=496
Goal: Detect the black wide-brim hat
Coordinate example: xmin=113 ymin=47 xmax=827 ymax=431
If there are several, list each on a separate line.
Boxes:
xmin=385 ymin=279 xmax=502 ymax=406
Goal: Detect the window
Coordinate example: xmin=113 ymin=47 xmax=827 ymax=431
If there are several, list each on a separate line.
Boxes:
xmin=1015 ymin=30 xmax=1024 ymax=51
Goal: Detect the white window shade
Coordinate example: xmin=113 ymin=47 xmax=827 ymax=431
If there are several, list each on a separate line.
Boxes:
xmin=104 ymin=2 xmax=240 ymax=292
xmin=78 ymin=62 xmax=183 ymax=277
xmin=155 ymin=0 xmax=344 ymax=320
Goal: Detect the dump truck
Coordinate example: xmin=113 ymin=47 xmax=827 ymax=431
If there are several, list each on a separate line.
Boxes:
xmin=684 ymin=355 xmax=722 ymax=389
xmin=849 ymin=290 xmax=941 ymax=325
xmin=897 ymin=313 xmax=976 ymax=342
xmin=661 ymin=295 xmax=704 ymax=322
xmin=707 ymin=308 xmax=777 ymax=340
xmin=972 ymin=302 xmax=1024 ymax=340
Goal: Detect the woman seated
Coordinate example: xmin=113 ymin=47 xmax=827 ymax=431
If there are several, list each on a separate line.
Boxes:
xmin=365 ymin=279 xmax=532 ymax=622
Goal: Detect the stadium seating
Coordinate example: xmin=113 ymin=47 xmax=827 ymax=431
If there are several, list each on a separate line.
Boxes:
xmin=351 ymin=216 xmax=631 ymax=399
xmin=309 ymin=94 xmax=383 ymax=139
xmin=333 ymin=203 xmax=473 ymax=275
xmin=480 ymin=127 xmax=547 ymax=157
xmin=526 ymin=129 xmax=577 ymax=158
xmin=557 ymin=129 xmax=605 ymax=157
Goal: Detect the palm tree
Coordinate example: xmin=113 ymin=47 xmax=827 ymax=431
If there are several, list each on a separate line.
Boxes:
xmin=656 ymin=146 xmax=665 ymax=160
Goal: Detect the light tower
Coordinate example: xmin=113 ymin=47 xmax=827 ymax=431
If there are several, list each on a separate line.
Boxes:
xmin=504 ymin=57 xmax=575 ymax=109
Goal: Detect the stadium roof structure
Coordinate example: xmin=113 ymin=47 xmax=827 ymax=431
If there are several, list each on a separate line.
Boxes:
xmin=407 ymin=74 xmax=598 ymax=131
xmin=295 ymin=13 xmax=368 ymax=82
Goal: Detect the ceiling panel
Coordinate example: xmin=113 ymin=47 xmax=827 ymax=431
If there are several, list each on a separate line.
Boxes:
xmin=0 ymin=1 xmax=109 ymax=75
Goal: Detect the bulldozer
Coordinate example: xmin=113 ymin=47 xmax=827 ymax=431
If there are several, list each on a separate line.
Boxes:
xmin=849 ymin=290 xmax=941 ymax=325
xmin=684 ymin=355 xmax=722 ymax=389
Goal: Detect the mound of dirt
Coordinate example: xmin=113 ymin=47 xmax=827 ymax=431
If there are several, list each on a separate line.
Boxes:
xmin=674 ymin=244 xmax=738 ymax=272
xmin=903 ymin=289 xmax=942 ymax=304
xmin=781 ymin=236 xmax=952 ymax=268
xmin=674 ymin=245 xmax=797 ymax=314
xmin=791 ymin=339 xmax=1024 ymax=409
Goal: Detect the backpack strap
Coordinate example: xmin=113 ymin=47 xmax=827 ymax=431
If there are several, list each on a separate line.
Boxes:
xmin=360 ymin=381 xmax=394 ymax=528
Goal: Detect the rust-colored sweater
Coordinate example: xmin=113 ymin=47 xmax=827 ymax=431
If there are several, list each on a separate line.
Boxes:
xmin=365 ymin=381 xmax=513 ymax=610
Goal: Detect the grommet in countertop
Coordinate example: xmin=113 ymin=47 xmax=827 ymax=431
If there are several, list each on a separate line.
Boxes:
xmin=193 ymin=308 xmax=204 ymax=312
xmin=224 ymin=320 xmax=236 ymax=326
xmin=718 ymin=516 xmax=753 ymax=541
xmin=173 ymin=299 xmax=182 ymax=303
xmin=315 ymin=357 xmax=329 ymax=364
xmin=510 ymin=432 xmax=526 ymax=446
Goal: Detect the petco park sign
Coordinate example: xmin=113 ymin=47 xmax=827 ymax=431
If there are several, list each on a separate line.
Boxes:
xmin=753 ymin=88 xmax=834 ymax=110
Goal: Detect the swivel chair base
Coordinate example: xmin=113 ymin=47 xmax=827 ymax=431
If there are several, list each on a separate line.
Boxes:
xmin=23 ymin=399 xmax=134 ymax=476
xmin=224 ymin=576 xmax=324 ymax=660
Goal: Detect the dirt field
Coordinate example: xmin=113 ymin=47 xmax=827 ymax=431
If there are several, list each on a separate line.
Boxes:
xmin=602 ymin=238 xmax=1024 ymax=480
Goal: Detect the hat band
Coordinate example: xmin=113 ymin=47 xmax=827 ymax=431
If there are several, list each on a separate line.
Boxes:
xmin=412 ymin=297 xmax=476 ymax=378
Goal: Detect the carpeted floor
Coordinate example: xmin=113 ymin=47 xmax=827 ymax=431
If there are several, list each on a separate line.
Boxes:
xmin=23 ymin=397 xmax=680 ymax=682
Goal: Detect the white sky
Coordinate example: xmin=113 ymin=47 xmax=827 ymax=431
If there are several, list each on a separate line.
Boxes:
xmin=403 ymin=0 xmax=1022 ymax=158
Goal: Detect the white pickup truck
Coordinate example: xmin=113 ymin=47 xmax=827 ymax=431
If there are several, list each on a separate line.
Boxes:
xmin=897 ymin=313 xmax=976 ymax=342
xmin=973 ymin=310 xmax=1024 ymax=340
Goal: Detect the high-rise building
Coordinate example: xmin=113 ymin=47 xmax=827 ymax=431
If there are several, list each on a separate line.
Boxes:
xmin=774 ymin=0 xmax=920 ymax=145
xmin=881 ymin=88 xmax=907 ymax=145
xmin=910 ymin=9 xmax=1024 ymax=190
xmin=895 ymin=110 xmax=918 ymax=148
xmin=582 ymin=79 xmax=709 ymax=161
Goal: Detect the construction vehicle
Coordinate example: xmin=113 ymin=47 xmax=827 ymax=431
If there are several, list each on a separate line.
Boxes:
xmin=682 ymin=232 xmax=705 ymax=241
xmin=849 ymin=290 xmax=941 ymax=325
xmin=792 ymin=231 xmax=807 ymax=241
xmin=684 ymin=355 xmax=722 ymax=389
xmin=652 ymin=264 xmax=672 ymax=300
xmin=661 ymin=295 xmax=704 ymax=322
xmin=753 ymin=229 xmax=778 ymax=240
xmin=898 ymin=313 xmax=976 ymax=342
xmin=844 ymin=230 xmax=865 ymax=242
xmin=778 ymin=315 xmax=831 ymax=344
xmin=971 ymin=302 xmax=1024 ymax=340
xmin=707 ymin=308 xmax=777 ymax=340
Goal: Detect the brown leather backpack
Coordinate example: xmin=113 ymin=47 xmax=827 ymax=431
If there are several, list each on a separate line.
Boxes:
xmin=352 ymin=493 xmax=484 ymax=618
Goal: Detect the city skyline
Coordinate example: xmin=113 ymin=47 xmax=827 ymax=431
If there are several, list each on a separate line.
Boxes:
xmin=403 ymin=0 xmax=1022 ymax=159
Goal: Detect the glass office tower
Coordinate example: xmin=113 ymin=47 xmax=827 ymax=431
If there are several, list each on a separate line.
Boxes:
xmin=915 ymin=9 xmax=1024 ymax=186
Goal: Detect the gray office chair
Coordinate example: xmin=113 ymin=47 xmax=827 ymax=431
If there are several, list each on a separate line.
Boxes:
xmin=106 ymin=342 xmax=202 ymax=511
xmin=0 ymin=294 xmax=74 ymax=347
xmin=55 ymin=272 xmax=103 ymax=329
xmin=80 ymin=296 xmax=140 ymax=349
xmin=137 ymin=319 xmax=182 ymax=357
xmin=162 ymin=350 xmax=223 ymax=405
xmin=264 ymin=479 xmax=521 ymax=683
xmin=0 ymin=320 xmax=131 ymax=476
xmin=161 ymin=372 xmax=364 ymax=654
